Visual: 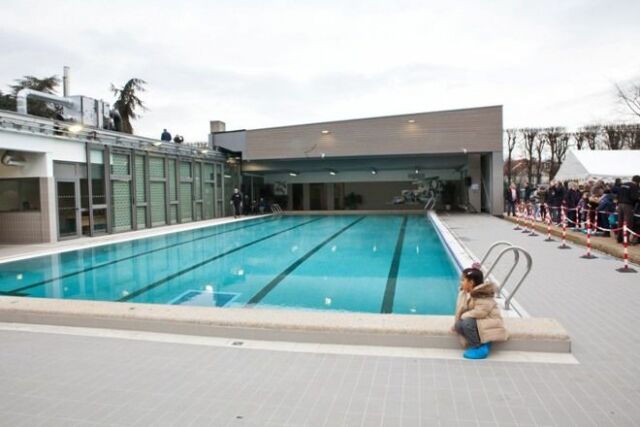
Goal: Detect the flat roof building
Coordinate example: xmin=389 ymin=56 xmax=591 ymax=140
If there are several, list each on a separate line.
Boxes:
xmin=213 ymin=105 xmax=504 ymax=214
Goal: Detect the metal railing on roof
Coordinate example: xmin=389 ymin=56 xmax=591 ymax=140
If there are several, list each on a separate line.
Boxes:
xmin=0 ymin=109 xmax=226 ymax=161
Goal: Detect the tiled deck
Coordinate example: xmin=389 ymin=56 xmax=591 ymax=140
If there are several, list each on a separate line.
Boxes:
xmin=2 ymin=214 xmax=640 ymax=426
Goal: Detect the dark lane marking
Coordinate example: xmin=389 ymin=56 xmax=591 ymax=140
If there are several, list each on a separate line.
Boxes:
xmin=118 ymin=217 xmax=325 ymax=302
xmin=246 ymin=216 xmax=366 ymax=306
xmin=380 ymin=216 xmax=408 ymax=313
xmin=0 ymin=291 xmax=29 ymax=297
xmin=3 ymin=217 xmax=277 ymax=296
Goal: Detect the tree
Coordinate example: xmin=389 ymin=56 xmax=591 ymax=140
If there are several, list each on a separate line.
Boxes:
xmin=534 ymin=130 xmax=547 ymax=184
xmin=521 ymin=128 xmax=538 ymax=184
xmin=543 ymin=127 xmax=565 ymax=178
xmin=616 ymin=79 xmax=640 ymax=119
xmin=620 ymin=123 xmax=640 ymax=149
xmin=573 ymin=129 xmax=587 ymax=150
xmin=551 ymin=133 xmax=570 ymax=180
xmin=111 ymin=78 xmax=147 ymax=134
xmin=583 ymin=125 xmax=600 ymax=150
xmin=602 ymin=124 xmax=625 ymax=150
xmin=9 ymin=75 xmax=60 ymax=118
xmin=505 ymin=129 xmax=519 ymax=183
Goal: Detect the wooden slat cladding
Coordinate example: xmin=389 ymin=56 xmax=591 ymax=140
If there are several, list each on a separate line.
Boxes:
xmin=245 ymin=106 xmax=502 ymax=160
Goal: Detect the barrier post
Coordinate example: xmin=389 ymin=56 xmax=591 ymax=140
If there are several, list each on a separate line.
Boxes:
xmin=580 ymin=211 xmax=597 ymax=259
xmin=522 ymin=203 xmax=531 ymax=234
xmin=558 ymin=205 xmax=570 ymax=249
xmin=544 ymin=208 xmax=554 ymax=242
xmin=528 ymin=203 xmax=538 ymax=237
xmin=513 ymin=202 xmax=522 ymax=230
xmin=617 ymin=222 xmax=637 ymax=273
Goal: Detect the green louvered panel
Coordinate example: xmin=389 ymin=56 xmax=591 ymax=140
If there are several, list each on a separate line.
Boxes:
xmin=150 ymin=182 xmax=166 ymax=225
xmin=180 ymin=161 xmax=191 ymax=179
xmin=137 ymin=207 xmax=147 ymax=229
xmin=111 ymin=154 xmax=129 ymax=176
xmin=204 ymin=164 xmax=214 ymax=182
xmin=194 ymin=204 xmax=202 ymax=221
xmin=149 ymin=157 xmax=165 ymax=179
xmin=135 ymin=156 xmax=146 ymax=202
xmin=169 ymin=205 xmax=177 ymax=224
xmin=168 ymin=160 xmax=177 ymax=201
xmin=180 ymin=183 xmax=192 ymax=222
xmin=204 ymin=183 xmax=214 ymax=219
xmin=194 ymin=163 xmax=202 ymax=199
xmin=111 ymin=181 xmax=131 ymax=232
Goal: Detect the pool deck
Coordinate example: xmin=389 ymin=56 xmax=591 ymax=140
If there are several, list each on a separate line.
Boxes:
xmin=1 ymin=213 xmax=640 ymax=425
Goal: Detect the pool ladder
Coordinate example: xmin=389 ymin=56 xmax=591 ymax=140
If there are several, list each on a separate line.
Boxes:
xmin=271 ymin=203 xmax=284 ymax=216
xmin=478 ymin=241 xmax=532 ymax=310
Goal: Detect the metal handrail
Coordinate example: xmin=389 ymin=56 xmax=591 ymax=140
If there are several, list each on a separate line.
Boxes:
xmin=480 ymin=241 xmax=513 ymax=265
xmin=484 ymin=246 xmax=533 ymax=310
xmin=271 ymin=203 xmax=283 ymax=215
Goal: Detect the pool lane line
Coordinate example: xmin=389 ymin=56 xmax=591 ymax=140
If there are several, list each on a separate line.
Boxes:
xmin=245 ymin=216 xmax=366 ymax=307
xmin=2 ymin=217 xmax=278 ymax=296
xmin=380 ymin=216 xmax=408 ymax=314
xmin=117 ymin=217 xmax=325 ymax=302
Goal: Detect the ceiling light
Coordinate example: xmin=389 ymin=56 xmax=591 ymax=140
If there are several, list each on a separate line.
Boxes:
xmin=370 ymin=168 xmax=377 ymax=175
xmin=199 ymin=149 xmax=209 ymax=154
xmin=321 ymin=153 xmax=326 ymax=159
xmin=289 ymin=171 xmax=298 ymax=177
xmin=407 ymin=119 xmax=416 ymax=123
xmin=328 ymin=170 xmax=337 ymax=176
xmin=415 ymin=168 xmax=419 ymax=174
xmin=321 ymin=130 xmax=330 ymax=134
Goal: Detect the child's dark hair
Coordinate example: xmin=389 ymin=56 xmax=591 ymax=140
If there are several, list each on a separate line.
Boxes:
xmin=462 ymin=268 xmax=484 ymax=287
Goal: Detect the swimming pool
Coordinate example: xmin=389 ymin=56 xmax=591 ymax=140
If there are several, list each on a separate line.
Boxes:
xmin=0 ymin=215 xmax=460 ymax=315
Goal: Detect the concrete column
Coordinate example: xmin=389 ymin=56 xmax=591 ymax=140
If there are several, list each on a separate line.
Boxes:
xmin=326 ymin=183 xmax=335 ymax=210
xmin=302 ymin=183 xmax=310 ymax=210
xmin=491 ymin=151 xmax=504 ymax=215
xmin=467 ymin=153 xmax=481 ymax=213
xmin=287 ymin=184 xmax=293 ymax=210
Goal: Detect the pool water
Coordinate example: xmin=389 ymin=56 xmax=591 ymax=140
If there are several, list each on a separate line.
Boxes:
xmin=0 ymin=215 xmax=460 ymax=315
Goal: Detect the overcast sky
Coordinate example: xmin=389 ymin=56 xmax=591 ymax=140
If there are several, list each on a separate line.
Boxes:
xmin=1 ymin=0 xmax=639 ymax=141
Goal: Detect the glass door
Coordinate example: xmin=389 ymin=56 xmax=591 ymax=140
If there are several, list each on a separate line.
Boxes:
xmin=57 ymin=180 xmax=80 ymax=238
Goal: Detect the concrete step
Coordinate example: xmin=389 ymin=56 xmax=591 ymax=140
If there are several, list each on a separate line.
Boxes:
xmin=0 ymin=297 xmax=571 ymax=353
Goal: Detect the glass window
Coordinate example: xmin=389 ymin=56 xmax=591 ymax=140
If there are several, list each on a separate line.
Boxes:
xmin=0 ymin=179 xmax=40 ymax=212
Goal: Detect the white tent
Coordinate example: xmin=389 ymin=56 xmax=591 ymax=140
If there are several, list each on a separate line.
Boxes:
xmin=554 ymin=149 xmax=640 ymax=182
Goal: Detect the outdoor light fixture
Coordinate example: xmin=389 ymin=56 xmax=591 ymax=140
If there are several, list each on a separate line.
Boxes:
xmin=328 ymin=170 xmax=337 ymax=176
xmin=415 ymin=168 xmax=420 ymax=174
xmin=223 ymin=174 xmax=232 ymax=179
xmin=68 ymin=123 xmax=83 ymax=133
xmin=370 ymin=168 xmax=377 ymax=175
xmin=289 ymin=171 xmax=298 ymax=177
xmin=321 ymin=130 xmax=330 ymax=134
xmin=199 ymin=149 xmax=209 ymax=154
xmin=321 ymin=153 xmax=326 ymax=159
xmin=149 ymin=141 xmax=162 ymax=147
xmin=407 ymin=119 xmax=416 ymax=123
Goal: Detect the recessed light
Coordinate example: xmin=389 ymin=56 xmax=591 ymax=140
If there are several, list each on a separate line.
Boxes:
xmin=289 ymin=172 xmax=298 ymax=177
xmin=329 ymin=170 xmax=337 ymax=176
xmin=407 ymin=119 xmax=416 ymax=123
xmin=370 ymin=168 xmax=377 ymax=175
xmin=415 ymin=169 xmax=419 ymax=174
xmin=321 ymin=130 xmax=330 ymax=134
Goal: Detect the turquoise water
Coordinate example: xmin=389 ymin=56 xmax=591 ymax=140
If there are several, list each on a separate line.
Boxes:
xmin=0 ymin=215 xmax=460 ymax=315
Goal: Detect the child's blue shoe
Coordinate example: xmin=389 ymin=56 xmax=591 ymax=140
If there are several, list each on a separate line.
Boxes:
xmin=463 ymin=343 xmax=490 ymax=359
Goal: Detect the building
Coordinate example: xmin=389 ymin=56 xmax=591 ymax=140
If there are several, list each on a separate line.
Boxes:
xmin=213 ymin=106 xmax=504 ymax=214
xmin=0 ymin=109 xmax=238 ymax=244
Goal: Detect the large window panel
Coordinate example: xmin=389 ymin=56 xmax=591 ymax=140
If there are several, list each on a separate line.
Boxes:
xmin=0 ymin=178 xmax=40 ymax=212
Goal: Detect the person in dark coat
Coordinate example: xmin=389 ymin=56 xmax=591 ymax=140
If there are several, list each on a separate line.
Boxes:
xmin=161 ymin=129 xmax=172 ymax=142
xmin=617 ymin=176 xmax=640 ymax=243
xmin=565 ymin=182 xmax=581 ymax=227
xmin=597 ymin=190 xmax=616 ymax=237
xmin=547 ymin=181 xmax=566 ymax=223
xmin=230 ymin=188 xmax=243 ymax=218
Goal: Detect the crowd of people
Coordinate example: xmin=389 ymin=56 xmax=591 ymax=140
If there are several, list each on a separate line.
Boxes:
xmin=505 ymin=175 xmax=640 ymax=244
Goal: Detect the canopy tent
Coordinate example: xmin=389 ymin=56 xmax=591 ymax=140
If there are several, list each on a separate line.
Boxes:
xmin=554 ymin=149 xmax=640 ymax=182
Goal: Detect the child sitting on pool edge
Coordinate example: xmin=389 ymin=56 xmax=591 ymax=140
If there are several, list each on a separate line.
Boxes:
xmin=452 ymin=266 xmax=508 ymax=359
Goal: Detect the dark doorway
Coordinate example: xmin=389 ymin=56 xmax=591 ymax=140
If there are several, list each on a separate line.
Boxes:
xmin=309 ymin=183 xmax=326 ymax=210
xmin=292 ymin=184 xmax=304 ymax=210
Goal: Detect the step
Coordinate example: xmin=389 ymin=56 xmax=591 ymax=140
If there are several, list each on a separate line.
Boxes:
xmin=0 ymin=297 xmax=571 ymax=353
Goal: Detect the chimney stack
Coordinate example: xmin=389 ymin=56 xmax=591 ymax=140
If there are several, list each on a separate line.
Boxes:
xmin=210 ymin=120 xmax=226 ymax=133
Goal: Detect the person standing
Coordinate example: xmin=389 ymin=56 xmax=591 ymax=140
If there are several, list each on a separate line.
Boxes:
xmin=617 ymin=175 xmax=640 ymax=243
xmin=504 ymin=182 xmax=519 ymax=216
xmin=230 ymin=188 xmax=243 ymax=218
xmin=161 ymin=129 xmax=172 ymax=142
